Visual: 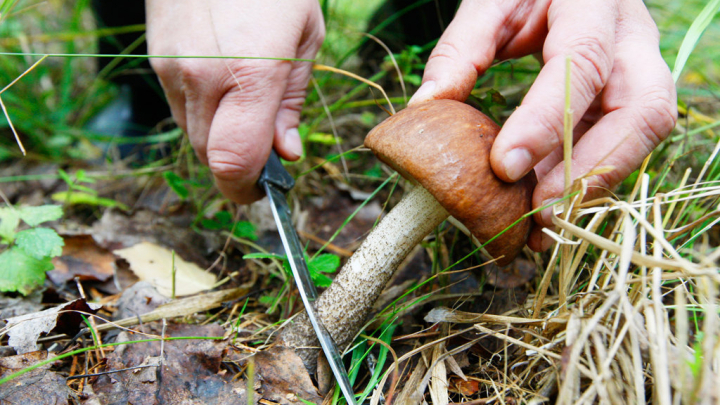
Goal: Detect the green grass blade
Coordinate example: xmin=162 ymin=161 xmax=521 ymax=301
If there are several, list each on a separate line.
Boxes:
xmin=672 ymin=0 xmax=720 ymax=83
xmin=356 ymin=325 xmax=397 ymax=405
xmin=0 ymin=52 xmax=314 ymax=62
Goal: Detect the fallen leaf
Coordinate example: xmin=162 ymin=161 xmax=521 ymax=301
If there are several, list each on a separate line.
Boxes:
xmin=316 ymin=352 xmax=334 ymax=396
xmin=3 ymin=299 xmax=101 ymax=354
xmin=254 ymin=345 xmax=323 ymax=405
xmin=88 ymin=323 xmax=252 ymax=405
xmin=452 ymin=378 xmax=479 ymax=396
xmin=0 ymin=351 xmax=69 ymax=404
xmin=114 ymin=241 xmax=216 ymax=297
xmin=445 ymin=354 xmax=467 ymax=381
xmin=112 ymin=281 xmax=170 ymax=321
xmin=49 ymin=235 xmax=115 ymax=285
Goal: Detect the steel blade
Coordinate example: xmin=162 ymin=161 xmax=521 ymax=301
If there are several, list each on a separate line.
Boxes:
xmin=263 ymin=181 xmax=358 ymax=405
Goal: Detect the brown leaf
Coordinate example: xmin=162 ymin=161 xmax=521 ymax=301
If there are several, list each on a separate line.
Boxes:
xmin=49 ymin=235 xmax=115 ymax=285
xmin=452 ymin=378 xmax=479 ymax=396
xmin=254 ymin=346 xmax=323 ymax=405
xmin=3 ymin=299 xmax=102 ymax=354
xmin=0 ymin=351 xmax=69 ymax=404
xmin=112 ymin=281 xmax=169 ymax=321
xmin=315 ymin=351 xmax=334 ymax=396
xmin=88 ymin=323 xmax=252 ymax=405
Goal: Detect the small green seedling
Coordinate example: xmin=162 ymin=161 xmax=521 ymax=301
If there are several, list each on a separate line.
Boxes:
xmin=202 ymin=210 xmax=258 ymax=241
xmin=163 ymin=171 xmax=190 ymax=200
xmin=52 ymin=169 xmax=128 ymax=210
xmin=244 ymin=251 xmax=340 ymax=288
xmin=383 ymin=45 xmax=423 ymax=86
xmin=0 ymin=204 xmax=64 ymax=295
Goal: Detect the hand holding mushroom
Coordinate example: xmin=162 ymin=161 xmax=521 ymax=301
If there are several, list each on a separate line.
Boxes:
xmin=410 ymin=0 xmax=677 ymax=250
xmin=281 ymin=99 xmax=536 ymax=363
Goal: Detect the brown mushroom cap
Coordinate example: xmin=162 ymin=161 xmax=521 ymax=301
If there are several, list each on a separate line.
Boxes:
xmin=365 ymin=99 xmax=536 ymax=266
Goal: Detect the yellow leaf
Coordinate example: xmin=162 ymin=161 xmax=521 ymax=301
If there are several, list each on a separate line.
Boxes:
xmin=114 ymin=242 xmax=216 ymax=297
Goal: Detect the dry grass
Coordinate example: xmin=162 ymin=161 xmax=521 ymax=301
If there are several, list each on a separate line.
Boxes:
xmin=350 ymin=173 xmax=720 ymax=404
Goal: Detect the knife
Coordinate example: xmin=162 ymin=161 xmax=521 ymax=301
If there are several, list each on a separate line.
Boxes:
xmin=258 ymin=150 xmax=358 ymax=405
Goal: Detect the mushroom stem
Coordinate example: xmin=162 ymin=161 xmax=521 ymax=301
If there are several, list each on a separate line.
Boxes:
xmin=280 ymin=185 xmax=449 ymax=364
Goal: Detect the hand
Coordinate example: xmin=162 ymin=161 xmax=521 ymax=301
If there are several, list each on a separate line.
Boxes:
xmin=408 ymin=0 xmax=677 ymax=251
xmin=146 ymin=0 xmax=324 ymax=203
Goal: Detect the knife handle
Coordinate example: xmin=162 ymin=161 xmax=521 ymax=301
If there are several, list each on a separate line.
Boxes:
xmin=258 ymin=150 xmax=295 ymax=193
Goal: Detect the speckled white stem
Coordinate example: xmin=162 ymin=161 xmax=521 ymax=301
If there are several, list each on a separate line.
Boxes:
xmin=280 ymin=185 xmax=449 ymax=366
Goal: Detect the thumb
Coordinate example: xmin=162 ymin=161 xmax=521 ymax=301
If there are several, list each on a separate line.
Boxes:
xmin=206 ymin=60 xmax=292 ymax=204
xmin=409 ymin=1 xmax=511 ymax=105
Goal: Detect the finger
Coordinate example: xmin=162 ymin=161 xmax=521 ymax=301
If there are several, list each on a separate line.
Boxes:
xmin=528 ymin=225 xmax=554 ymax=252
xmin=490 ymin=0 xmax=618 ymax=183
xmin=533 ymin=97 xmax=602 ymax=180
xmin=206 ymin=60 xmax=292 ymax=204
xmin=532 ymin=32 xmax=676 ymax=228
xmin=182 ymin=60 xmax=226 ymax=165
xmin=273 ymin=17 xmax=324 ymax=161
xmin=150 ymin=59 xmax=188 ymax=134
xmin=273 ymin=61 xmax=314 ymax=161
xmin=409 ymin=0 xmax=522 ymax=105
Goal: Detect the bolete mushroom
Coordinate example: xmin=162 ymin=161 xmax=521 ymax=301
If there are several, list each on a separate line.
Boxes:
xmin=281 ymin=99 xmax=536 ymax=365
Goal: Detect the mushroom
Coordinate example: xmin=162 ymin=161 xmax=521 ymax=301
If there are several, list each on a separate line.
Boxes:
xmin=281 ymin=99 xmax=536 ymax=365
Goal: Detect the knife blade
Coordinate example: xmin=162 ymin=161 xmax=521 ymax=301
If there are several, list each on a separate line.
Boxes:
xmin=258 ymin=150 xmax=358 ymax=405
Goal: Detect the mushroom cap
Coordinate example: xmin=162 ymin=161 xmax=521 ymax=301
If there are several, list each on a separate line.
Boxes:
xmin=365 ymin=99 xmax=536 ymax=266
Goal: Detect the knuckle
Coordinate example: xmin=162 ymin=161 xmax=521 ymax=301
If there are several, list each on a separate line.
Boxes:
xmin=149 ymin=57 xmax=174 ymax=78
xmin=177 ymin=60 xmax=211 ymax=90
xmin=568 ymin=35 xmax=613 ymax=95
xmin=428 ymin=40 xmax=491 ymax=79
xmin=529 ymin=104 xmax=564 ymax=148
xmin=594 ymin=169 xmax=622 ymax=194
xmin=429 ymin=41 xmax=465 ymax=64
xmin=221 ymin=61 xmax=285 ymax=96
xmin=281 ymin=91 xmax=306 ymax=113
xmin=634 ymin=86 xmax=678 ymax=147
xmin=314 ymin=23 xmax=326 ymax=46
xmin=207 ymin=148 xmax=256 ymax=182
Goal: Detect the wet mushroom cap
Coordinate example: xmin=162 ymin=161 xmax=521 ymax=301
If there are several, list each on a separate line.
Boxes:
xmin=365 ymin=99 xmax=536 ymax=265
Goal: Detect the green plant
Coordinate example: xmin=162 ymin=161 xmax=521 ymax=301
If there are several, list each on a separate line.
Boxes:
xmin=0 ymin=204 xmax=63 ymax=294
xmin=244 ymin=251 xmax=340 ymax=288
xmin=383 ymin=44 xmax=423 ymax=86
xmin=201 ymin=210 xmax=257 ymax=241
xmin=51 ymin=168 xmax=128 ymax=210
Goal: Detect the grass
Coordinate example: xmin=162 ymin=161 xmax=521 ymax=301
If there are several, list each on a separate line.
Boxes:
xmin=0 ymin=0 xmax=719 ymax=404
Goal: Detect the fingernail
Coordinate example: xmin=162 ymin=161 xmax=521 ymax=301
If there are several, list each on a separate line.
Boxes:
xmin=501 ymin=148 xmax=532 ymax=181
xmin=409 ymin=81 xmax=436 ymax=105
xmin=540 ymin=198 xmax=560 ymax=226
xmin=284 ymin=127 xmax=303 ymax=159
xmin=540 ymin=232 xmax=554 ymax=251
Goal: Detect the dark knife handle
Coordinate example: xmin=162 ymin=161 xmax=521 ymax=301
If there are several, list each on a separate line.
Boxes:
xmin=258 ymin=150 xmax=295 ymax=193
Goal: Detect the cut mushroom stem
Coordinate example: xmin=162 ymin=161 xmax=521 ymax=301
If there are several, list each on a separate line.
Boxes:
xmin=280 ymin=185 xmax=448 ymax=362
xmin=280 ymin=100 xmax=536 ymax=367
